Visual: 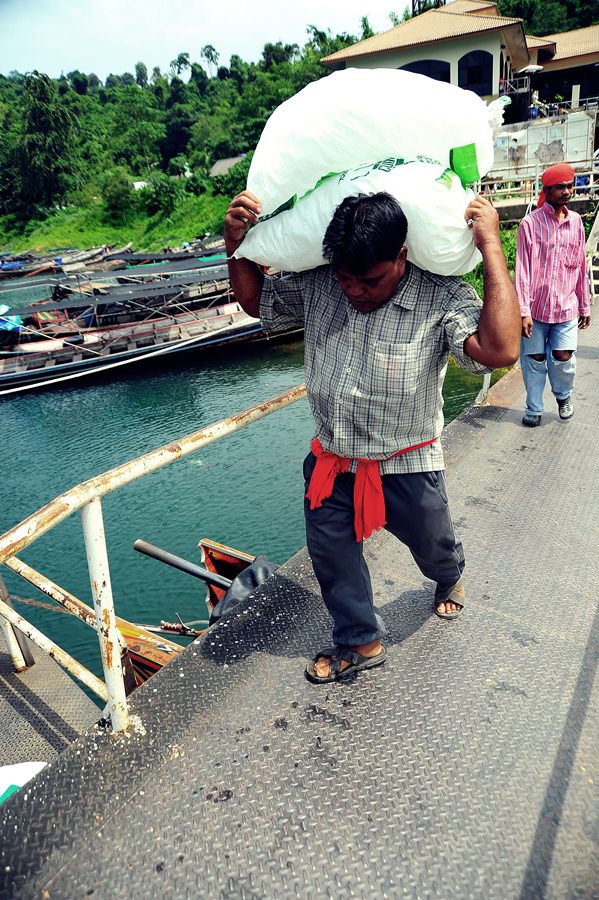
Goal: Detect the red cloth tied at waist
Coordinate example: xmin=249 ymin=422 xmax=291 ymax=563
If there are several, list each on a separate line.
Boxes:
xmin=306 ymin=436 xmax=439 ymax=542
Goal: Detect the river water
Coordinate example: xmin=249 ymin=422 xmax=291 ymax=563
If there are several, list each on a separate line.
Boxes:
xmin=2 ymin=336 xmax=488 ymax=688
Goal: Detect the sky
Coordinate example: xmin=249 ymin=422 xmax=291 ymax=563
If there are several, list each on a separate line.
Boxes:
xmin=0 ymin=0 xmax=410 ymax=79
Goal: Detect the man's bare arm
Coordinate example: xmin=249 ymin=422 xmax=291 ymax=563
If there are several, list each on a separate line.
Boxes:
xmin=224 ymin=191 xmax=264 ymax=318
xmin=463 ymin=195 xmax=520 ymax=368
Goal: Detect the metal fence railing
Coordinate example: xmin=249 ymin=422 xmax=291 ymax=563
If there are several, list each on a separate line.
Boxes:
xmin=0 ymin=383 xmax=307 ymax=732
xmin=479 ymin=158 xmax=598 ymax=205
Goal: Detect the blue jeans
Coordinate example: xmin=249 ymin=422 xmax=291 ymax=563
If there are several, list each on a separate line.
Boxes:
xmin=520 ymin=318 xmax=578 ymax=416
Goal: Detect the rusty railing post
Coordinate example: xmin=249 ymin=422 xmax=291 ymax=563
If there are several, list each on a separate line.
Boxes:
xmin=0 ymin=573 xmax=32 ymax=671
xmin=81 ymin=497 xmax=129 ymax=732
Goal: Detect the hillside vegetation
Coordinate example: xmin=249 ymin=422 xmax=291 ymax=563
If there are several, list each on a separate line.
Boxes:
xmin=0 ymin=2 xmax=595 ymax=252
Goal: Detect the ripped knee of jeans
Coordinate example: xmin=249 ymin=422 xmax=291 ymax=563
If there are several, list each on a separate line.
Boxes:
xmin=528 ymin=353 xmax=546 ymax=362
xmin=551 ymin=349 xmax=573 ymax=362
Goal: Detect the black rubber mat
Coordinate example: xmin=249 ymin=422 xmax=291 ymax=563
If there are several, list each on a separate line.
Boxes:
xmin=1 ymin=323 xmax=598 ymax=899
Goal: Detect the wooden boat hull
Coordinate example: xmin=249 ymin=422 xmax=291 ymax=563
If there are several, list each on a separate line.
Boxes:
xmin=0 ymin=307 xmax=301 ymax=396
xmin=118 ymin=540 xmax=255 ymax=689
xmin=117 ymin=620 xmax=182 ymax=688
xmin=199 ymin=539 xmax=255 ymax=613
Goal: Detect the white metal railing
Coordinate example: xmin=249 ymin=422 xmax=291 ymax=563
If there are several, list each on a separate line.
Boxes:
xmin=477 ymin=160 xmax=599 ymax=216
xmin=501 ymin=76 xmax=530 ymax=95
xmin=533 ymin=96 xmax=599 ymax=116
xmin=0 ymin=383 xmax=307 ymax=732
xmin=586 ymin=205 xmax=599 ymax=303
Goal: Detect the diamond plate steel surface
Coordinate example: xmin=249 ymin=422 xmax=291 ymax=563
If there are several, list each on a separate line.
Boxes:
xmin=1 ymin=324 xmax=598 ymax=899
xmin=0 ymin=635 xmax=100 ymax=766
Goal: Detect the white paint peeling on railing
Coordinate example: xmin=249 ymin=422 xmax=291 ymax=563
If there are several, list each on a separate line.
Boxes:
xmin=0 ymin=595 xmax=108 ymax=701
xmin=6 ymin=556 xmax=98 ymax=627
xmin=0 ymin=383 xmax=308 ymax=732
xmin=81 ymin=498 xmax=129 ymax=732
xmin=0 ymin=384 xmax=307 ymax=565
xmin=0 ymin=574 xmax=27 ymax=671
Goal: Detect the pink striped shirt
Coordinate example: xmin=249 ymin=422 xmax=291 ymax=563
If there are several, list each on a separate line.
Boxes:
xmin=515 ymin=202 xmax=590 ymax=322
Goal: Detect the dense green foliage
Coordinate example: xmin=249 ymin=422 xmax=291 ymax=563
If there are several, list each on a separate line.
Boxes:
xmin=0 ymin=25 xmax=363 ymax=249
xmin=0 ymin=6 xmax=595 ymax=250
xmin=462 ymin=225 xmax=518 ymax=298
xmin=497 ymin=0 xmax=598 ymax=35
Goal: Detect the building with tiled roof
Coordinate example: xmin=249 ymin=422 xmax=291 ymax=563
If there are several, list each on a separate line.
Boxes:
xmin=321 ymin=1 xmax=598 ymax=122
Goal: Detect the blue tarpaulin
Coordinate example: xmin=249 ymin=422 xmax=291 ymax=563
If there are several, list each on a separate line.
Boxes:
xmin=0 ymin=304 xmax=24 ymax=331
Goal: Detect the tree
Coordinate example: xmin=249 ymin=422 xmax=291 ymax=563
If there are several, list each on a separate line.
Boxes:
xmin=140 ymin=171 xmax=184 ymax=216
xmin=67 ymin=70 xmax=89 ymax=95
xmin=135 ymin=62 xmax=148 ymax=89
xmin=163 ymin=104 xmax=196 ymax=163
xmin=305 ymin=24 xmax=357 ymax=57
xmin=111 ymin=85 xmax=165 ymax=175
xmin=389 ymin=8 xmax=412 ymax=25
xmin=201 ymin=45 xmax=219 ymax=76
xmin=167 ymin=154 xmax=189 ymax=176
xmin=16 ymin=71 xmax=79 ymax=212
xmin=212 ymin=152 xmax=252 ymax=198
xmin=229 ymin=54 xmax=249 ymax=91
xmin=150 ymin=68 xmax=170 ymax=108
xmin=495 ymin=0 xmax=596 ymax=33
xmin=189 ymin=63 xmax=209 ymax=96
xmin=101 ymin=168 xmax=135 ymax=223
xmin=360 ymin=16 xmax=375 ymax=39
xmin=261 ymin=42 xmax=299 ymax=70
xmin=170 ymin=53 xmax=190 ymax=77
xmin=0 ymin=95 xmax=21 ymax=216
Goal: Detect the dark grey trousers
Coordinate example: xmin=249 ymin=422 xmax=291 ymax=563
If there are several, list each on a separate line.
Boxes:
xmin=303 ymin=451 xmax=465 ymax=647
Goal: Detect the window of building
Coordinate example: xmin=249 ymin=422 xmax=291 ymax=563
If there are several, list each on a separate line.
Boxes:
xmin=400 ymin=59 xmax=451 ymax=83
xmin=458 ymin=50 xmax=493 ymax=95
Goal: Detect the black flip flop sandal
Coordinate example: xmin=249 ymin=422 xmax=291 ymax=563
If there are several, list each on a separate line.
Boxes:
xmin=305 ymin=644 xmax=387 ymax=684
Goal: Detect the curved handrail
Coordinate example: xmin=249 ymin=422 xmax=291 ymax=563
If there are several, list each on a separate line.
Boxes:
xmin=0 ymin=382 xmax=307 ymax=564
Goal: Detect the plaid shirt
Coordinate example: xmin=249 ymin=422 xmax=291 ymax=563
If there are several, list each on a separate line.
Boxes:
xmin=515 ymin=203 xmax=591 ymax=322
xmin=260 ymin=263 xmax=490 ymax=474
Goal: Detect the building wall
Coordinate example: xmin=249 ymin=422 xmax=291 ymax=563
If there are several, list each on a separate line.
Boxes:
xmin=343 ymin=32 xmax=512 ymax=96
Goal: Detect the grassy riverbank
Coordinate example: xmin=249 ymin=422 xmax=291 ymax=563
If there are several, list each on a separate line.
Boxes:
xmin=0 ymin=192 xmax=229 ymax=253
xmin=0 ymin=193 xmax=520 ymax=281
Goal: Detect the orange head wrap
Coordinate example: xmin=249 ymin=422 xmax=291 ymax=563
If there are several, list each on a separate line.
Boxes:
xmin=537 ymin=163 xmax=576 ymax=207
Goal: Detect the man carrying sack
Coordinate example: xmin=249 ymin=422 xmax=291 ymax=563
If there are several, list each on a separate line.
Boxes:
xmin=225 ymin=190 xmax=520 ymax=683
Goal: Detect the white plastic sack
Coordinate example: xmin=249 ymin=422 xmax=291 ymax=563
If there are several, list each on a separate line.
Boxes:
xmin=248 ymin=68 xmax=498 ymax=216
xmin=236 ymin=159 xmax=482 ymax=276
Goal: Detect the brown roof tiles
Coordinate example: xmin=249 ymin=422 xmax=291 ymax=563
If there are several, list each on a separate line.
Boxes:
xmin=322 ymin=5 xmax=525 ymax=64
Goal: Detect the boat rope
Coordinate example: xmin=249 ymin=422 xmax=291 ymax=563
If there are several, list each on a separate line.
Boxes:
xmin=10 ymin=285 xmax=225 ymax=359
xmin=9 ymin=321 xmax=105 ymax=357
xmin=9 ymin=594 xmax=72 ymax=615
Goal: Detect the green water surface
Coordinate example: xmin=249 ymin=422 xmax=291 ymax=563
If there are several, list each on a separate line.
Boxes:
xmin=2 ymin=339 xmax=489 ymax=688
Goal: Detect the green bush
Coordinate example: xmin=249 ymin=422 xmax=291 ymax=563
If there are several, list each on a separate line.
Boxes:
xmin=185 ymin=173 xmax=208 ymax=196
xmin=462 ymin=225 xmax=519 ymax=297
xmin=139 ymin=172 xmax=185 ymax=216
xmin=212 ymin=152 xmax=253 ymax=198
xmin=101 ymin=169 xmax=136 ymax=224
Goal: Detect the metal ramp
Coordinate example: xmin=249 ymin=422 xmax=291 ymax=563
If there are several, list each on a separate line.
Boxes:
xmin=1 ymin=325 xmax=599 ymax=898
xmin=0 ymin=635 xmax=100 ymax=767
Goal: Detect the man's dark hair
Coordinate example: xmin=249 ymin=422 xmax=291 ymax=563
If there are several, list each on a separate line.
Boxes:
xmin=322 ymin=192 xmax=408 ymax=275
